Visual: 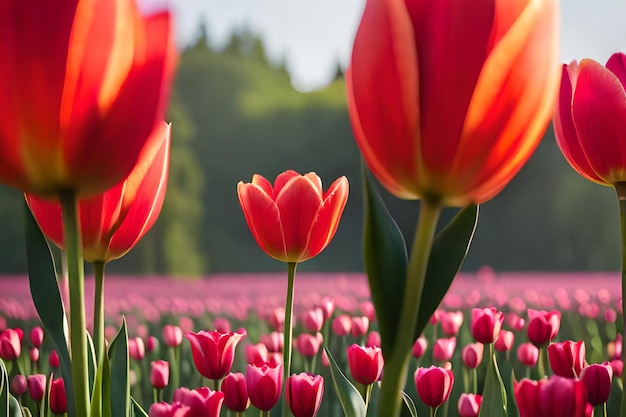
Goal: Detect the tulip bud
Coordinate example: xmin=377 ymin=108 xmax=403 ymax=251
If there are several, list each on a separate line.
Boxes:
xmin=547 ymin=340 xmax=586 ymax=378
xmin=245 ymin=343 xmax=269 ymax=366
xmin=366 ymin=331 xmax=381 ymax=348
xmin=0 ymin=329 xmax=22 ymax=360
xmin=27 ymin=374 xmax=46 ymax=402
xmin=415 ymin=366 xmax=454 ymax=408
xmin=458 ymin=393 xmax=482 ymax=417
xmin=318 ymin=297 xmax=335 ymax=320
xmin=246 ymin=363 xmax=283 ymax=411
xmin=267 ymin=308 xmax=285 ymax=331
xmin=346 ymin=344 xmax=384 ymax=385
xmin=222 ymin=372 xmax=249 ymax=412
xmin=471 ymin=308 xmax=503 ymax=344
xmin=580 ymin=362 xmax=613 ymax=406
xmin=494 ymin=330 xmax=514 ymax=352
xmin=129 ymin=337 xmax=145 ymax=361
xmin=304 ymin=308 xmax=325 ymax=333
xmin=440 ymin=311 xmax=464 ymax=336
xmin=146 ymin=336 xmax=159 ymax=353
xmin=150 ymin=360 xmax=169 ymax=390
xmin=286 ymin=373 xmax=324 ymax=417
xmin=296 ymin=333 xmax=323 ymax=358
xmin=49 ymin=378 xmax=67 ymax=414
xmin=610 ymin=359 xmax=624 ymax=377
xmin=461 ymin=343 xmax=484 ymax=369
xmin=212 ymin=317 xmax=231 ymax=334
xmin=433 ymin=337 xmax=456 ymax=362
xmin=517 ymin=343 xmax=539 ymax=367
xmin=527 ymin=309 xmax=561 ymax=347
xmin=29 ymin=347 xmax=40 ymax=363
xmin=10 ymin=375 xmax=27 ymax=396
xmin=49 ymin=350 xmax=61 ymax=368
xmin=29 ymin=327 xmax=44 ymax=348
xmin=351 ymin=316 xmax=369 ymax=338
xmin=412 ymin=335 xmax=428 ymax=359
xmin=162 ymin=325 xmax=183 ymax=348
xmin=331 ymin=315 xmax=352 ymax=337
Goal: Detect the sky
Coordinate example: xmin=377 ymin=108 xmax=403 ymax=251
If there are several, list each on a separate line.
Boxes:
xmin=170 ymin=0 xmax=626 ymax=92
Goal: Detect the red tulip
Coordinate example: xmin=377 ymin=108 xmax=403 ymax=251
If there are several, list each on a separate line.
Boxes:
xmin=440 ymin=311 xmax=464 ymax=336
xmin=461 ymin=343 xmax=484 ymax=369
xmin=27 ymin=374 xmax=46 ymax=402
xmin=49 ymin=378 xmax=67 ymax=414
xmin=366 ymin=331 xmax=381 ymax=348
xmin=149 ymin=402 xmax=190 ymax=417
xmin=433 ymin=337 xmax=456 ymax=362
xmin=173 ymin=387 xmax=224 ymax=417
xmin=517 ymin=343 xmax=539 ymax=367
xmin=49 ymin=350 xmax=61 ymax=368
xmin=580 ymin=362 xmax=613 ymax=406
xmin=547 ymin=340 xmax=586 ymax=378
xmin=237 ymin=170 xmax=348 ymax=263
xmin=514 ymin=376 xmax=587 ymax=417
xmin=471 ymin=307 xmax=503 ymax=344
xmin=186 ymin=329 xmax=246 ymax=380
xmin=554 ymin=53 xmax=626 ymax=186
xmin=150 ymin=360 xmax=169 ymax=390
xmin=415 ymin=366 xmax=454 ymax=408
xmin=162 ymin=325 xmax=183 ymax=348
xmin=611 ymin=359 xmax=624 ymax=377
xmin=296 ymin=333 xmax=323 ymax=358
xmin=246 ymin=363 xmax=283 ymax=411
xmin=286 ymin=373 xmax=324 ymax=417
xmin=221 ymin=372 xmax=249 ymax=413
xmin=346 ymin=344 xmax=384 ymax=385
xmin=29 ymin=327 xmax=44 ymax=348
xmin=527 ymin=309 xmax=560 ymax=347
xmin=347 ymin=0 xmax=559 ymax=205
xmin=495 ymin=330 xmax=514 ymax=352
xmin=0 ymin=0 xmax=176 ymax=197
xmin=412 ymin=335 xmax=428 ymax=359
xmin=458 ymin=393 xmax=482 ymax=417
xmin=26 ymin=122 xmax=171 ymax=263
xmin=10 ymin=375 xmax=26 ymax=396
xmin=0 ymin=329 xmax=21 ymax=360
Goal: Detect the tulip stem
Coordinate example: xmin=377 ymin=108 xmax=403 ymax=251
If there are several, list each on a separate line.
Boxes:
xmin=60 ymin=191 xmax=90 ymax=417
xmin=283 ymin=262 xmax=297 ymax=417
xmin=376 ymin=199 xmax=441 ymax=417
xmin=93 ymin=261 xmax=105 ymax=361
xmin=616 ymin=183 xmax=626 ymax=417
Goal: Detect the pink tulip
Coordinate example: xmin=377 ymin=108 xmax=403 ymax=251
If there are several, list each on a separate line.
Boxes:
xmin=286 ymin=373 xmax=324 ymax=417
xmin=222 ymin=372 xmax=249 ymax=412
xmin=29 ymin=326 xmax=44 ymax=348
xmin=331 ymin=315 xmax=352 ymax=337
xmin=246 ymin=363 xmax=283 ymax=411
xmin=173 ymin=387 xmax=224 ymax=417
xmin=304 ymin=308 xmax=325 ymax=333
xmin=433 ymin=337 xmax=456 ymax=362
xmin=458 ymin=393 xmax=482 ymax=417
xmin=415 ymin=366 xmax=454 ymax=408
xmin=162 ymin=325 xmax=183 ymax=348
xmin=351 ymin=316 xmax=369 ymax=338
xmin=27 ymin=374 xmax=46 ymax=401
xmin=296 ymin=333 xmax=323 ymax=357
xmin=346 ymin=344 xmax=383 ymax=385
xmin=514 ymin=376 xmax=587 ymax=417
xmin=517 ymin=343 xmax=539 ymax=367
xmin=186 ymin=329 xmax=246 ymax=380
xmin=150 ymin=360 xmax=169 ymax=390
xmin=440 ymin=311 xmax=464 ymax=336
xmin=495 ymin=330 xmax=514 ymax=352
xmin=471 ymin=308 xmax=503 ymax=344
xmin=527 ymin=309 xmax=560 ymax=347
xmin=580 ymin=362 xmax=613 ymax=406
xmin=412 ymin=335 xmax=428 ymax=359
xmin=547 ymin=340 xmax=586 ymax=378
xmin=461 ymin=343 xmax=484 ymax=369
xmin=0 ymin=329 xmax=21 ymax=360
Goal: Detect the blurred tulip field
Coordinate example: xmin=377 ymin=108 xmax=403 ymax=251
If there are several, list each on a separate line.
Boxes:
xmin=0 ymin=270 xmax=621 ymax=416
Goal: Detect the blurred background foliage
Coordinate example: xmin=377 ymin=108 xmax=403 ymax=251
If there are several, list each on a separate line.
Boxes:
xmin=0 ymin=28 xmax=620 ymax=276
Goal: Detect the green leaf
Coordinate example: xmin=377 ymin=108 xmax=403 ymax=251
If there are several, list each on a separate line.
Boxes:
xmin=324 ymin=348 xmax=366 ymax=417
xmin=24 ymin=203 xmax=75 ymax=417
xmin=478 ymin=351 xmax=507 ymax=417
xmin=131 ymin=398 xmax=149 ymax=417
xmin=109 ymin=319 xmax=130 ymax=417
xmin=401 ymin=391 xmax=418 ymax=417
xmin=365 ymin=382 xmax=380 ymax=417
xmin=414 ymin=204 xmax=478 ymax=338
xmin=1 ymin=359 xmax=8 ymax=417
xmin=362 ymin=166 xmax=408 ymax=354
xmin=87 ymin=332 xmax=97 ymax=396
xmin=90 ymin=348 xmax=112 ymax=417
xmin=8 ymin=395 xmax=21 ymax=417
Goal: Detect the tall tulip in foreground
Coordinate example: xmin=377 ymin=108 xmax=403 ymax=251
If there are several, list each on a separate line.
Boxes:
xmin=238 ymin=170 xmax=348 ymax=411
xmin=0 ymin=2 xmax=177 ymax=416
xmin=553 ymin=51 xmax=626 ymax=416
xmin=347 ymin=0 xmax=559 ymax=415
xmin=27 ymin=121 xmax=171 ymax=360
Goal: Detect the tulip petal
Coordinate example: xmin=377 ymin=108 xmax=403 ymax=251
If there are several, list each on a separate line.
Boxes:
xmin=607 ymin=52 xmax=626 ymax=91
xmin=252 ymin=174 xmax=274 ymax=197
xmin=275 ymin=176 xmax=323 ymax=262
xmin=572 ymin=59 xmax=626 ymax=184
xmin=348 ymin=0 xmax=421 ymax=199
xmin=273 ymin=170 xmax=302 ymax=196
xmin=451 ymin=0 xmax=560 ymax=204
xmin=306 ymin=177 xmax=349 ymax=260
xmin=406 ymin=0 xmax=496 ymax=184
xmin=25 ymin=197 xmax=65 ymax=250
xmin=237 ymin=183 xmax=286 ymax=261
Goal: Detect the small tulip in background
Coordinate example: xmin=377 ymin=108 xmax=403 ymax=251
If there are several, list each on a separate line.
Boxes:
xmin=49 ymin=378 xmax=67 ymax=415
xmin=415 ymin=366 xmax=454 ymax=415
xmin=222 ymin=372 xmax=249 ymax=413
xmin=471 ymin=308 xmax=503 ymax=344
xmin=458 ymin=393 xmax=482 ymax=417
xmin=150 ymin=360 xmax=170 ymax=401
xmin=186 ymin=329 xmax=246 ymax=386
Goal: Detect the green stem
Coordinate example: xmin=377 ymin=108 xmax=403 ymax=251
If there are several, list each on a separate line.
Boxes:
xmin=430 ymin=406 xmax=437 ymax=417
xmin=376 ymin=199 xmax=441 ymax=417
xmin=60 ymin=191 xmax=89 ymax=417
xmin=617 ymin=183 xmax=626 ymax=417
xmin=536 ymin=347 xmax=546 ymax=379
xmin=470 ymin=367 xmax=477 ymax=394
xmin=93 ymin=261 xmax=105 ymax=361
xmin=594 ymin=403 xmax=607 ymax=417
xmin=282 ymin=262 xmax=297 ymax=417
xmin=168 ymin=347 xmax=179 ymax=402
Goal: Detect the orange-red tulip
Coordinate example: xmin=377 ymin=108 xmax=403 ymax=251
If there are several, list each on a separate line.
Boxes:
xmin=347 ymin=0 xmax=560 ymax=206
xmin=237 ymin=170 xmax=348 ymax=263
xmin=0 ymin=1 xmax=176 ymax=197
xmin=554 ymin=53 xmax=626 ymax=186
xmin=26 ymin=121 xmax=171 ymax=264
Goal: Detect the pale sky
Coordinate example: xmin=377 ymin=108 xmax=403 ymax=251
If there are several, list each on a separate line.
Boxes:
xmin=170 ymin=0 xmax=626 ymax=91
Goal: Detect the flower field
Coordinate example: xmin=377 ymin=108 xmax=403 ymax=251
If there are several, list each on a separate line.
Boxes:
xmin=1 ymin=271 xmax=622 ymax=416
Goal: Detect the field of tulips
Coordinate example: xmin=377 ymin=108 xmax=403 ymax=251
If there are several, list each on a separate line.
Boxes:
xmin=0 ymin=270 xmax=622 ymax=416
